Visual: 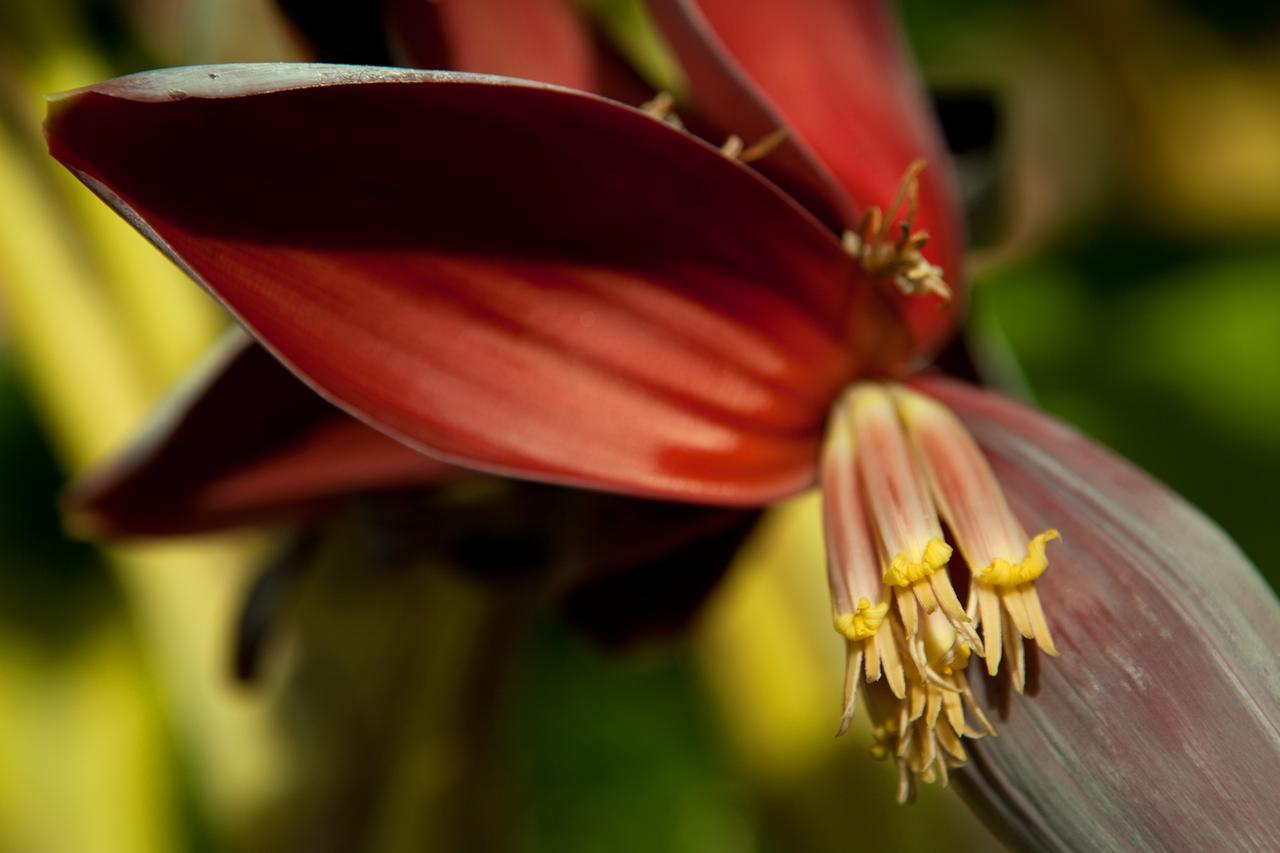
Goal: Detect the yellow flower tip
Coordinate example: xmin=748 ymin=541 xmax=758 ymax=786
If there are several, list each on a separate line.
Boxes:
xmin=883 ymin=537 xmax=953 ymax=587
xmin=834 ymin=597 xmax=889 ymax=641
xmin=976 ymin=529 xmax=1061 ymax=586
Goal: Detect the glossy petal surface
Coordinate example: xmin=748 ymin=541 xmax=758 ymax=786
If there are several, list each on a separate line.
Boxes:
xmin=47 ymin=65 xmax=903 ymax=505
xmin=652 ymin=0 xmax=965 ymax=356
xmin=919 ymin=378 xmax=1280 ymax=852
xmin=68 ymin=331 xmax=455 ymax=535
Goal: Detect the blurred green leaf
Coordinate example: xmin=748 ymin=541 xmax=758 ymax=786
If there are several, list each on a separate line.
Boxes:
xmin=508 ymin=627 xmax=753 ymax=853
xmin=0 ymin=355 xmax=120 ymax=651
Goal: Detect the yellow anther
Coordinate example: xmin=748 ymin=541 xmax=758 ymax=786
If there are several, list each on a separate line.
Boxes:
xmin=883 ymin=537 xmax=953 ymax=587
xmin=976 ymin=530 xmax=1061 ymax=587
xmin=834 ymin=597 xmax=890 ymax=641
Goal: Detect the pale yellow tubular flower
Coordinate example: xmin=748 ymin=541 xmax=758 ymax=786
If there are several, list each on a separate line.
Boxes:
xmin=896 ymin=387 xmax=1061 ymax=691
xmin=838 ymin=385 xmax=980 ymax=652
xmin=820 ymin=410 xmax=900 ymax=736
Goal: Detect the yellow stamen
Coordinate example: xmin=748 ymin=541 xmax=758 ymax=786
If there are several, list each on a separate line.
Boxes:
xmin=835 ymin=596 xmax=890 ymax=641
xmin=866 ymin=616 xmax=993 ymax=803
xmin=894 ymin=387 xmax=1064 ymax=685
xmin=976 ymin=530 xmax=1061 ymax=586
xmin=883 ymin=536 xmax=952 ymax=587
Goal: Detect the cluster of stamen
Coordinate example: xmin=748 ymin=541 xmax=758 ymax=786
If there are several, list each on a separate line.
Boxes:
xmin=822 ymin=384 xmax=1060 ymax=802
xmin=639 ymin=97 xmax=948 ymax=304
xmin=869 ymin=611 xmax=999 ymax=803
xmin=842 ymin=160 xmax=951 ymax=302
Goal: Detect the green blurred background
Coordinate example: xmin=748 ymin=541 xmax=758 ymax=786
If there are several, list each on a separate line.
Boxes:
xmin=0 ymin=0 xmax=1277 ymax=850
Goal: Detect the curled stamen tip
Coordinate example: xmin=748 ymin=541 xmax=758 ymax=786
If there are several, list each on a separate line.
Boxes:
xmin=834 ymin=598 xmax=889 ymax=640
xmin=977 ymin=530 xmax=1061 ymax=586
xmin=954 ymin=620 xmax=984 ymax=656
xmin=719 ymin=134 xmax=745 ymax=159
xmin=640 ymin=91 xmax=673 ymax=116
xmin=841 ymin=229 xmax=863 ymax=255
xmin=639 ymin=91 xmax=683 ymax=129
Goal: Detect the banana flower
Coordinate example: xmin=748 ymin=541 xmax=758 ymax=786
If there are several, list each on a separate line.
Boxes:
xmin=42 ymin=1 xmax=1280 ymax=844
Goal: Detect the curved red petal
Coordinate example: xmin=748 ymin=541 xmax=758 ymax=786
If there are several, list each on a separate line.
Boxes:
xmin=385 ymin=0 xmax=597 ymax=91
xmin=918 ymin=377 xmax=1280 ymax=850
xmin=46 ymin=65 xmax=906 ymax=505
xmin=651 ymin=0 xmax=965 ymax=356
xmin=385 ymin=0 xmax=655 ymax=105
xmin=67 ymin=331 xmax=456 ymax=536
xmin=281 ymin=0 xmax=653 ymax=104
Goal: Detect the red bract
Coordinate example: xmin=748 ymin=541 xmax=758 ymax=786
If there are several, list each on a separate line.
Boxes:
xmin=64 ymin=330 xmax=457 ymax=535
xmin=44 ymin=0 xmax=1280 ymax=831
xmin=47 ymin=65 xmax=907 ymax=505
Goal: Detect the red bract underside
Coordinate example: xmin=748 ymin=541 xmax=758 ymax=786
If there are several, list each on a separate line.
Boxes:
xmin=921 ymin=377 xmax=1280 ymax=851
xmin=67 ymin=332 xmax=456 ymax=536
xmin=47 ymin=66 xmax=913 ymax=506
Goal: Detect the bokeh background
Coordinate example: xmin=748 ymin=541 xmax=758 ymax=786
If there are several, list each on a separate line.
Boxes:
xmin=1 ymin=0 xmax=1278 ymax=850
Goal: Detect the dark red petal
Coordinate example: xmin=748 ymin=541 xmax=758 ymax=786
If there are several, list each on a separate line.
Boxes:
xmin=650 ymin=0 xmax=965 ymax=356
xmin=68 ymin=332 xmax=456 ymax=536
xmin=918 ymin=377 xmax=1280 ymax=850
xmin=47 ymin=66 xmax=903 ymax=505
